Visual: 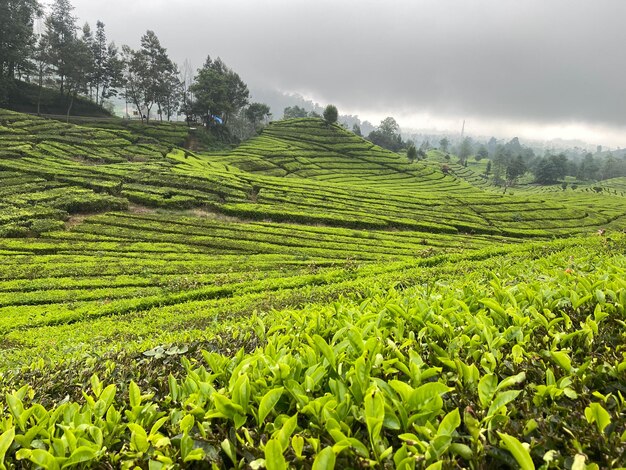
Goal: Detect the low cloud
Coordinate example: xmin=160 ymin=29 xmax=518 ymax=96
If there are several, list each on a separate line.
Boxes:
xmin=72 ymin=0 xmax=626 ymax=145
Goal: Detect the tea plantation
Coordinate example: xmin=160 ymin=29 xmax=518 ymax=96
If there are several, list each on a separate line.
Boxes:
xmin=0 ymin=109 xmax=624 ymax=469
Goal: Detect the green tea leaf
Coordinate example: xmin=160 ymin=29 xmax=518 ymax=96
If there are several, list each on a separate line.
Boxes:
xmin=550 ymin=351 xmax=572 ymax=373
xmin=364 ymin=387 xmax=385 ymax=444
xmin=585 ymin=403 xmax=611 ymax=434
xmin=25 ymin=449 xmax=60 ymax=470
xmin=487 ymin=390 xmax=521 ymax=418
xmin=265 ymin=438 xmax=286 ymax=470
xmin=437 ymin=408 xmax=460 ymax=436
xmin=259 ymin=387 xmax=284 ymax=424
xmin=62 ymin=446 xmax=98 ymax=468
xmin=478 ymin=374 xmax=498 ymax=408
xmin=497 ymin=372 xmax=526 ymax=391
xmin=0 ymin=427 xmax=15 ymax=467
xmin=498 ymin=432 xmax=534 ymax=470
xmin=128 ymin=423 xmax=150 ymax=453
xmin=313 ymin=334 xmax=336 ymax=370
xmin=312 ymin=446 xmax=336 ymax=470
xmin=292 ymin=434 xmax=304 ymax=458
xmin=213 ymin=393 xmax=244 ymax=419
xmin=129 ymin=380 xmax=141 ymax=407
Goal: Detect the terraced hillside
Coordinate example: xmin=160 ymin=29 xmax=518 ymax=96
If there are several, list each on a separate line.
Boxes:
xmin=2 ymin=233 xmax=625 ymax=469
xmin=0 ymin=109 xmax=625 ymax=468
xmin=2 ymin=110 xmax=625 ymax=238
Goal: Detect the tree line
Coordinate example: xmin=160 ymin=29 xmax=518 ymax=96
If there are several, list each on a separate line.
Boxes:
xmin=0 ymin=0 xmax=271 ymax=135
xmin=429 ymin=134 xmax=626 ymax=186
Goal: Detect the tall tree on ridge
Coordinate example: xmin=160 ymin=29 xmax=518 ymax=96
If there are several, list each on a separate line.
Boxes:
xmin=0 ymin=0 xmax=40 ymax=102
xmin=43 ymin=0 xmax=77 ymax=96
xmin=190 ymin=55 xmax=249 ymax=127
xmin=123 ymin=30 xmax=176 ymax=123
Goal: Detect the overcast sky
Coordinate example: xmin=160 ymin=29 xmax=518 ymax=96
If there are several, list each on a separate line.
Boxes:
xmin=67 ymin=0 xmax=626 ymax=147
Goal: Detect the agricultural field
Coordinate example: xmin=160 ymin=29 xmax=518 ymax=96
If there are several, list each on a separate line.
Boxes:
xmin=0 ymin=109 xmax=624 ymax=468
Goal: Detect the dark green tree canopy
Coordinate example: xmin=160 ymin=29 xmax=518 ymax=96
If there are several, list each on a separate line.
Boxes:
xmin=457 ymin=137 xmax=473 ymax=166
xmin=283 ymin=105 xmax=308 ymax=119
xmin=0 ymin=0 xmax=40 ymax=93
xmin=190 ymin=55 xmax=249 ymax=126
xmin=123 ymin=30 xmax=180 ymax=122
xmin=323 ymin=104 xmax=338 ymax=124
xmin=43 ymin=0 xmax=78 ymax=95
xmin=245 ymin=102 xmax=271 ymax=126
xmin=367 ymin=117 xmax=404 ymax=152
xmin=406 ymin=144 xmax=418 ymax=162
xmin=532 ymin=154 xmax=568 ymax=184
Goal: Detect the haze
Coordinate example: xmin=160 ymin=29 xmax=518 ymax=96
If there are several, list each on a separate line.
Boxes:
xmin=67 ymin=0 xmax=626 ymax=147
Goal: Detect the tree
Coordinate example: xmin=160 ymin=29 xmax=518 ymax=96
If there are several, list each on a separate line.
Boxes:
xmin=323 ymin=104 xmax=338 ymax=125
xmin=33 ymin=33 xmax=51 ymax=115
xmin=80 ymin=22 xmax=94 ymax=98
xmin=532 ymin=154 xmax=568 ymax=184
xmin=102 ymin=41 xmax=124 ymax=104
xmin=476 ymin=145 xmax=488 ymax=161
xmin=487 ymin=137 xmax=498 ymax=157
xmin=485 ymin=160 xmax=492 ymax=175
xmin=600 ymin=153 xmax=619 ymax=180
xmin=124 ymin=31 xmax=178 ymax=123
xmin=190 ymin=55 xmax=249 ymax=127
xmin=439 ymin=137 xmax=449 ymax=153
xmin=179 ymin=58 xmax=195 ymax=124
xmin=0 ymin=0 xmax=40 ymax=102
xmin=367 ymin=117 xmax=404 ymax=152
xmin=407 ymin=144 xmax=418 ymax=163
xmin=505 ymin=155 xmax=526 ymax=189
xmin=492 ymin=144 xmax=508 ymax=184
xmin=245 ymin=102 xmax=271 ymax=128
xmin=160 ymin=63 xmax=182 ymax=121
xmin=578 ymin=152 xmax=599 ymax=181
xmin=43 ymin=0 xmax=77 ymax=96
xmin=283 ymin=105 xmax=308 ymax=119
xmin=88 ymin=21 xmax=122 ymax=106
xmin=63 ymin=35 xmax=91 ymax=120
xmin=352 ymin=123 xmax=362 ymax=136
xmin=458 ymin=137 xmax=472 ymax=166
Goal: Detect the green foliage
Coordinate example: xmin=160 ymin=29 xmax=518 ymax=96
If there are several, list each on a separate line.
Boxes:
xmin=533 ymin=154 xmax=568 ymax=184
xmin=1 ymin=108 xmax=626 ymax=467
xmin=367 ymin=116 xmax=404 ymax=152
xmin=0 ymin=235 xmax=625 ymax=468
xmin=123 ymin=30 xmax=181 ymax=124
xmin=406 ymin=144 xmax=418 ymax=162
xmin=190 ymin=55 xmax=249 ymax=126
xmin=283 ymin=105 xmax=308 ymax=119
xmin=323 ymin=104 xmax=338 ymax=125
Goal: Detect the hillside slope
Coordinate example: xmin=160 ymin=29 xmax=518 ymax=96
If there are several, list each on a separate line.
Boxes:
xmin=1 ymin=109 xmax=625 ymax=239
xmin=3 ymin=80 xmax=112 ymax=117
xmin=1 ymin=109 xmax=625 ymax=468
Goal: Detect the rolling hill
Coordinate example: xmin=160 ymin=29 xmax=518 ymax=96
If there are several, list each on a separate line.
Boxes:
xmin=0 ymin=109 xmax=624 ymax=468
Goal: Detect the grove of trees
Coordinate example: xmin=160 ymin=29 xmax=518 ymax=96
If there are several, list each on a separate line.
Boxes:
xmin=0 ymin=0 xmax=270 ymax=135
xmin=367 ymin=117 xmax=405 ymax=152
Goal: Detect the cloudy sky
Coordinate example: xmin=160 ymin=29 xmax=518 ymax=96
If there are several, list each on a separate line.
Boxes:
xmin=68 ymin=0 xmax=626 ymax=147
